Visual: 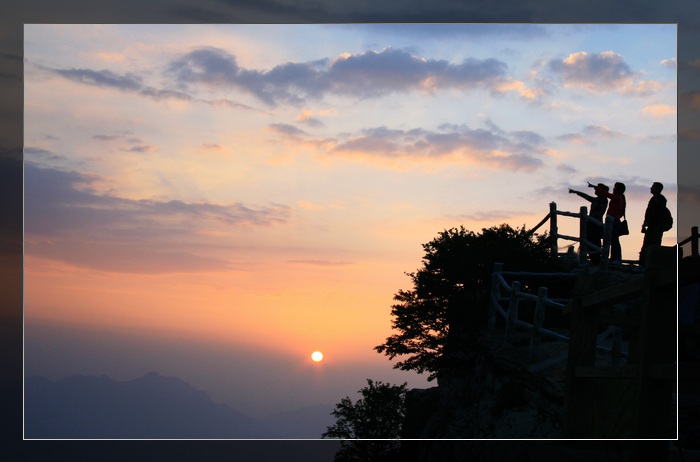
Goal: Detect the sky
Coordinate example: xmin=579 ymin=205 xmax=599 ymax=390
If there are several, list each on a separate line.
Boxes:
xmin=23 ymin=24 xmax=677 ymax=422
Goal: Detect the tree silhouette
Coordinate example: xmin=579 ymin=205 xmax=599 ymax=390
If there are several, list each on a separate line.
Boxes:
xmin=375 ymin=224 xmax=552 ymax=381
xmin=322 ymin=379 xmax=407 ymax=462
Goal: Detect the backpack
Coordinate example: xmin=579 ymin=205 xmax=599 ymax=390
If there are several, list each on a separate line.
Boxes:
xmin=661 ymin=206 xmax=673 ymax=232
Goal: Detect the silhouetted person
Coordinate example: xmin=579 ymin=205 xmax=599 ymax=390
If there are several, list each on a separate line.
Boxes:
xmin=639 ymin=182 xmax=668 ymax=268
xmin=592 ymin=181 xmax=626 ymax=264
xmin=569 ymin=183 xmax=609 ymax=264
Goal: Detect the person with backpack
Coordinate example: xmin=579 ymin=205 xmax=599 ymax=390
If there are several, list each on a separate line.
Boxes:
xmin=639 ymin=182 xmax=672 ymax=268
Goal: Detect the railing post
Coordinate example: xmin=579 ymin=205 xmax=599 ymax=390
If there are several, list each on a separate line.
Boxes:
xmin=504 ymin=281 xmax=520 ymax=347
xmin=489 ymin=262 xmax=502 ymax=330
xmin=530 ymin=286 xmax=547 ymax=360
xmin=579 ymin=206 xmax=588 ymax=265
xmin=693 ymin=226 xmax=699 ymax=258
xmin=550 ymin=202 xmax=558 ymax=263
xmin=601 ymin=215 xmax=613 ymax=271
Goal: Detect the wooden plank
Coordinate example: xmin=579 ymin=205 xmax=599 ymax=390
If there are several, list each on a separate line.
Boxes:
xmin=575 ymin=365 xmax=637 ymax=378
xmin=563 ymin=277 xmax=645 ymax=315
xmin=578 ymin=277 xmax=644 ymax=307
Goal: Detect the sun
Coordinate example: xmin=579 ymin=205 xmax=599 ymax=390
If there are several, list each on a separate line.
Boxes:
xmin=311 ymin=351 xmax=323 ymax=362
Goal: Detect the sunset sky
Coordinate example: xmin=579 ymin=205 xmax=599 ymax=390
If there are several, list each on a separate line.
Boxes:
xmin=23 ymin=24 xmax=677 ymax=421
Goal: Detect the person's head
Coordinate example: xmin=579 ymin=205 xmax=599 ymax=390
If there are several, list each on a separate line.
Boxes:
xmin=651 ymin=182 xmax=663 ymax=195
xmin=595 ymin=183 xmax=609 ymax=196
xmin=613 ymin=182 xmax=625 ymax=195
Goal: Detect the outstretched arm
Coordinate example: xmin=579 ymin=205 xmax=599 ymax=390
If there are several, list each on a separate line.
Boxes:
xmin=568 ymin=189 xmax=595 ymax=202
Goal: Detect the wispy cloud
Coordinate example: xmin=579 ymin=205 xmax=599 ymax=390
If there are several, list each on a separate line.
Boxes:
xmin=557 ymin=124 xmax=625 ymax=145
xmin=313 ymin=123 xmax=548 ymax=171
xmin=52 ymin=67 xmax=144 ymax=91
xmin=24 ymin=163 xmax=291 ymax=273
xmin=120 ymin=145 xmax=156 ymax=153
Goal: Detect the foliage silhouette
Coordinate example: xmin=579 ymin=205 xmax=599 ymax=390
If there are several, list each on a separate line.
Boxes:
xmin=375 ymin=224 xmax=552 ymax=381
xmin=322 ymin=379 xmax=407 ymax=462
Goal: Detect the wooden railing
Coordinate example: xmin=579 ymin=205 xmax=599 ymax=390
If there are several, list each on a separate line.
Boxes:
xmin=488 ymin=262 xmax=629 ymax=361
xmin=526 ymin=202 xmax=616 ymax=270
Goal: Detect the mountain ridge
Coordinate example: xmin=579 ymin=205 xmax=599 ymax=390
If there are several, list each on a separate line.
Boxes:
xmin=25 ymin=371 xmax=281 ymax=439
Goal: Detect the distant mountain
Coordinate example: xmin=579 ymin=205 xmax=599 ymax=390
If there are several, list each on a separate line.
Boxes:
xmin=24 ymin=371 xmax=278 ymax=439
xmin=260 ymin=403 xmax=336 ymax=439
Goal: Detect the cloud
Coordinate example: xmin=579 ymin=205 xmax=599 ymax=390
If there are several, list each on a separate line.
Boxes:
xmin=24 ymin=162 xmax=291 ymax=273
xmin=660 ymin=58 xmax=677 ymax=69
xmin=165 ymin=46 xmax=511 ymax=106
xmin=24 ymin=147 xmax=54 ymax=156
xmin=120 ymin=145 xmax=155 ymax=153
xmin=42 ymin=62 xmax=198 ymax=104
xmin=322 ymin=123 xmax=547 ymax=172
xmin=556 ymin=163 xmax=577 ymax=174
xmin=24 ymin=147 xmax=68 ymax=162
xmin=641 ymin=104 xmax=676 ymax=118
xmin=200 ymin=98 xmax=266 ymax=113
xmin=581 ymin=124 xmax=624 ymax=140
xmin=92 ymin=135 xmax=122 ymax=141
xmin=51 ymin=68 xmax=143 ymax=91
xmin=558 ymin=124 xmax=625 ymax=145
xmin=139 ymin=86 xmax=192 ymax=101
xmin=520 ymin=87 xmax=547 ymax=101
xmin=547 ymin=51 xmax=662 ymax=95
xmin=296 ymin=110 xmax=324 ymax=127
xmin=556 ymin=133 xmax=592 ymax=145
xmin=266 ymin=123 xmax=310 ymax=138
